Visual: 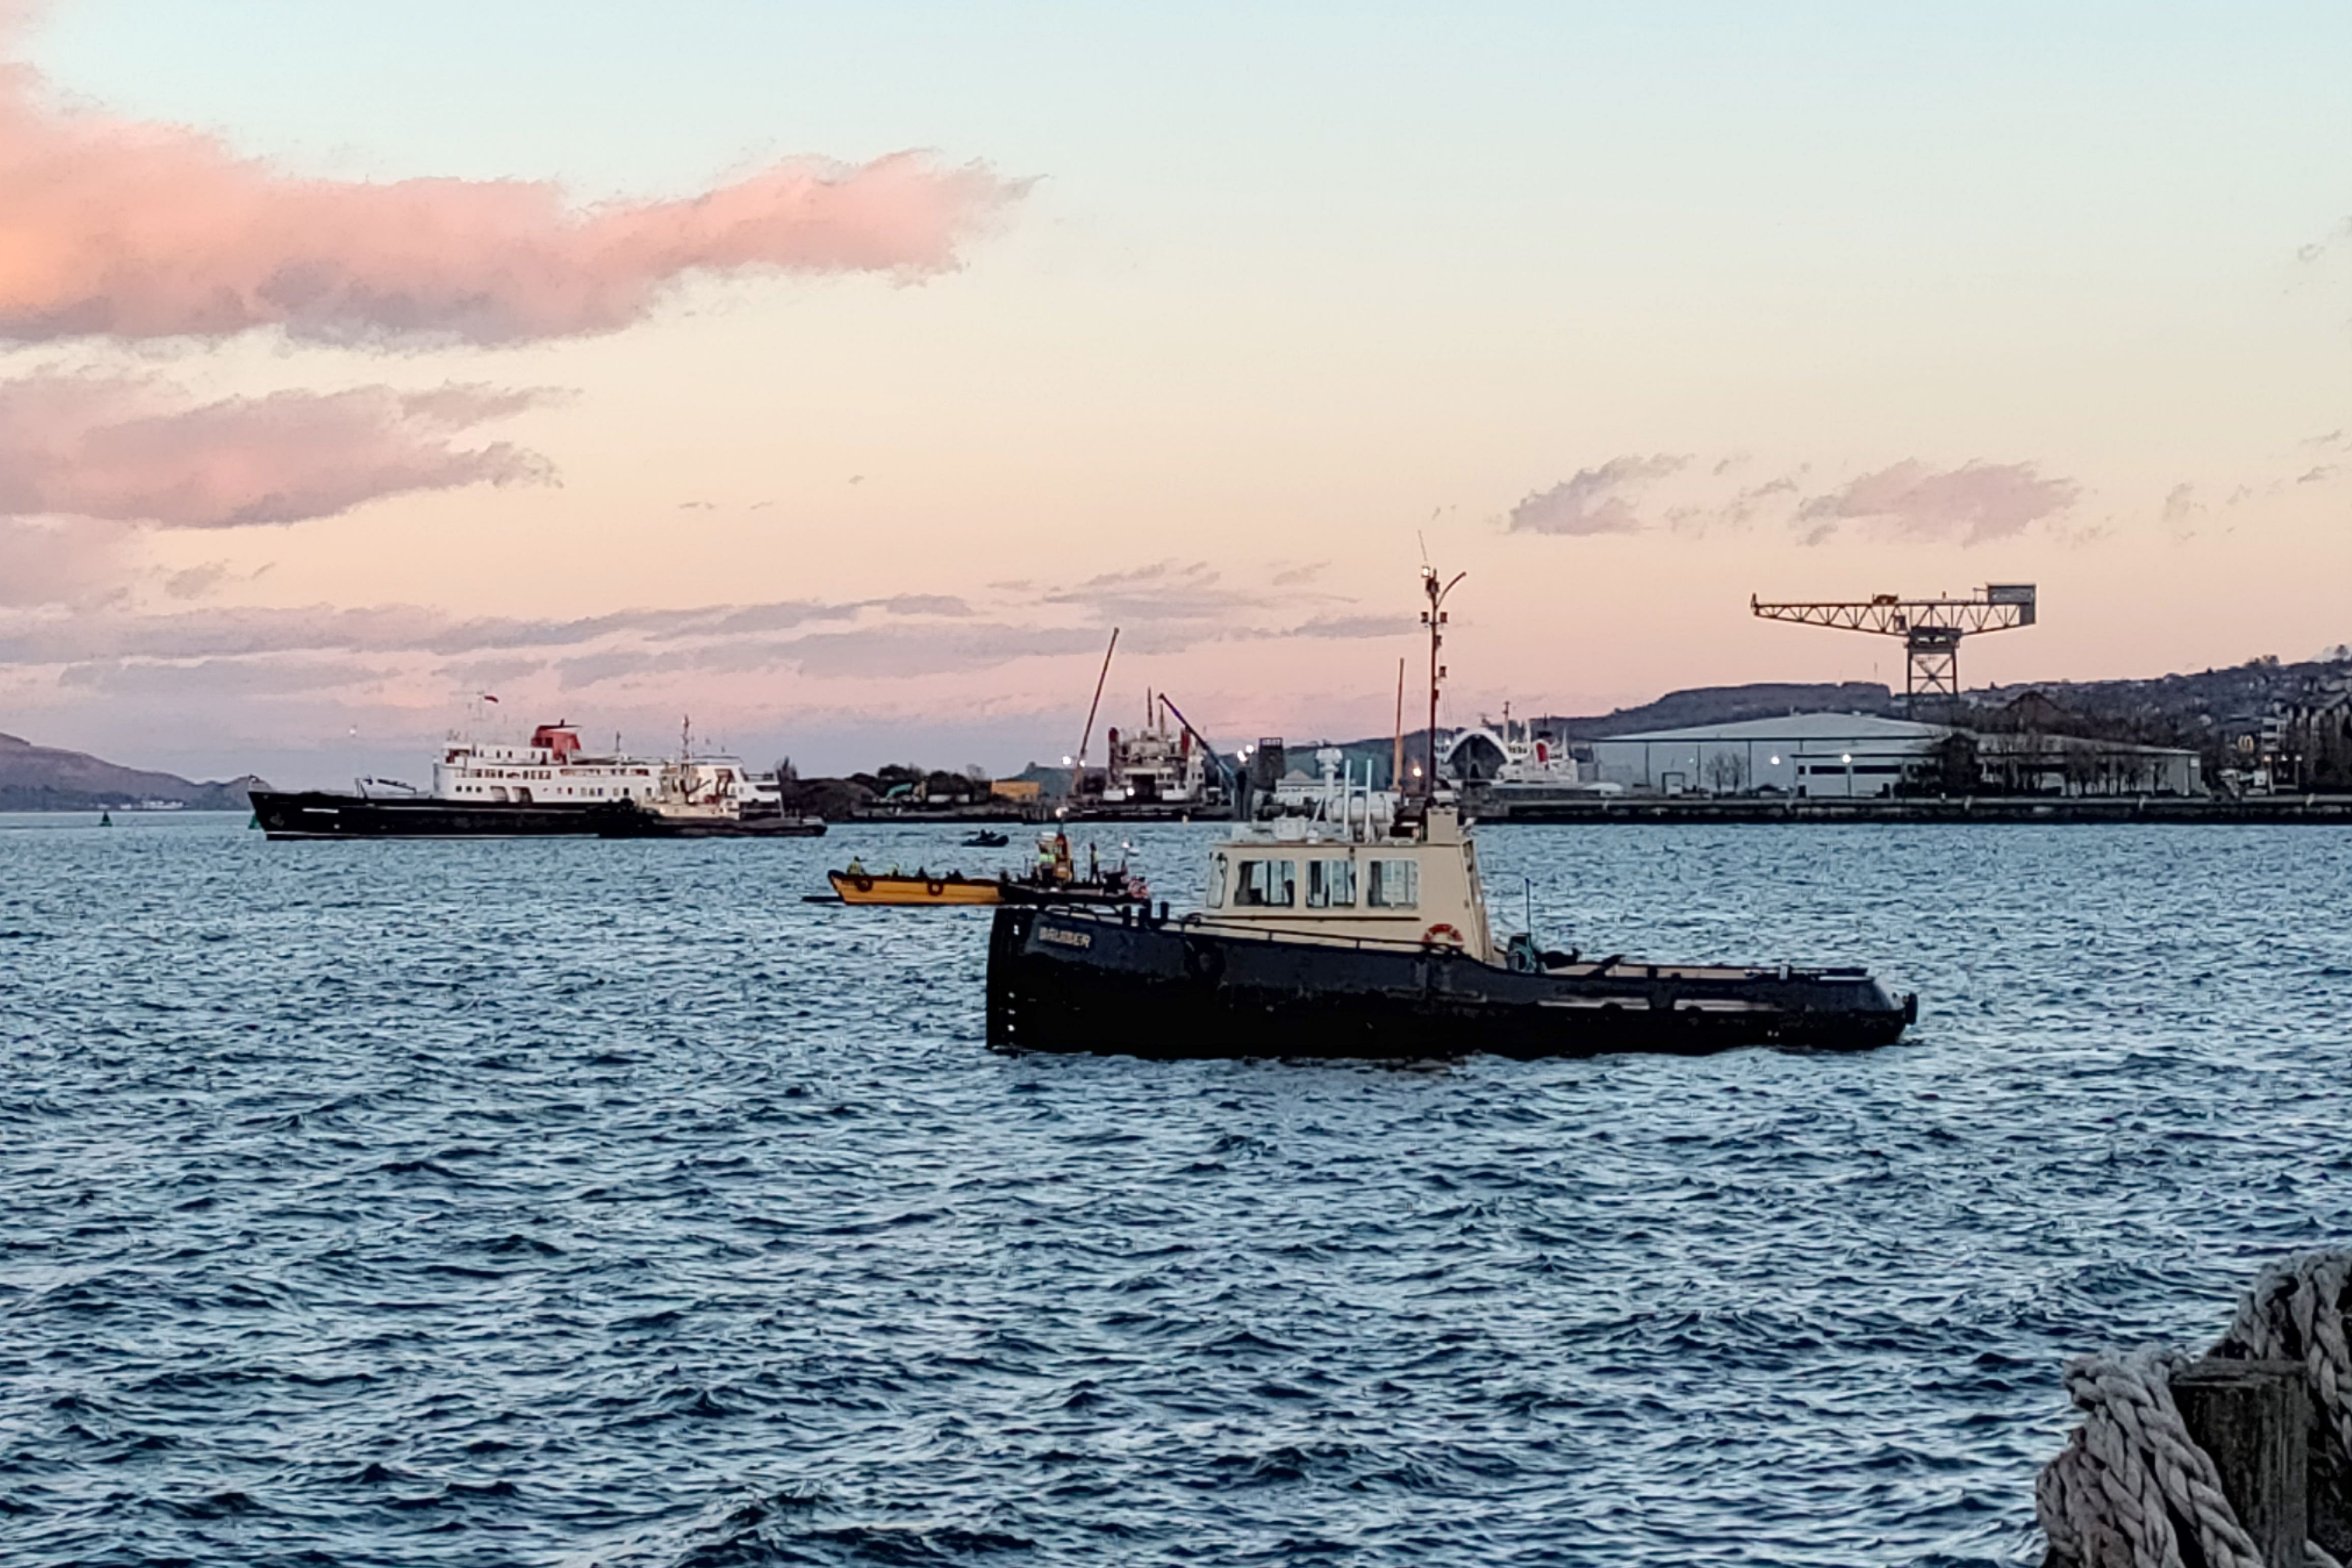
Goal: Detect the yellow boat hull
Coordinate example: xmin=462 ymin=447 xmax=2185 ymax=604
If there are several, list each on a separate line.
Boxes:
xmin=828 ymin=871 xmax=1004 ymax=906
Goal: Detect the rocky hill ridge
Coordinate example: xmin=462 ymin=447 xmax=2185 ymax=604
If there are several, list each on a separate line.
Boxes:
xmin=0 ymin=731 xmax=264 ymax=812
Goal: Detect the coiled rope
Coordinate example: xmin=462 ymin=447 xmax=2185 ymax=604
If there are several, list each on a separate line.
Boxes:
xmin=2037 ymin=1348 xmax=2267 ymax=1568
xmin=2036 ymin=1250 xmax=2352 ymax=1568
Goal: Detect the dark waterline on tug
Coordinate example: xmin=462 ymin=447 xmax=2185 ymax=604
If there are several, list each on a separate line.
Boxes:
xmin=987 ymin=900 xmax=1915 ymax=1060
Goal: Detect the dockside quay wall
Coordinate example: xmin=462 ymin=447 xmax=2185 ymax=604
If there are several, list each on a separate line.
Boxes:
xmin=1467 ymin=793 xmax=2352 ymax=824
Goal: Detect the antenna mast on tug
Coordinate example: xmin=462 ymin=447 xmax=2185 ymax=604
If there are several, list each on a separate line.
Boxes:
xmin=1420 ymin=565 xmax=1465 ymax=800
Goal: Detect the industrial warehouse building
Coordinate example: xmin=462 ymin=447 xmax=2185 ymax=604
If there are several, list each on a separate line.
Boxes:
xmin=1585 ymin=713 xmax=2202 ymax=798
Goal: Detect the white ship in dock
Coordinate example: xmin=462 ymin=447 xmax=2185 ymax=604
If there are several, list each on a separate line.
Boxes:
xmin=1093 ymin=693 xmax=1226 ymax=808
xmin=1443 ymin=705 xmax=1623 ymax=798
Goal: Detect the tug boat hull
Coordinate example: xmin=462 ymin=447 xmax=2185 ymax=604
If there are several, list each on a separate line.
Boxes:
xmin=987 ymin=904 xmax=1916 ymax=1060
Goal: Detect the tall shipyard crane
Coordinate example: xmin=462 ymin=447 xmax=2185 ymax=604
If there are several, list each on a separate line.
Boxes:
xmin=1750 ymin=584 xmax=2037 ymax=717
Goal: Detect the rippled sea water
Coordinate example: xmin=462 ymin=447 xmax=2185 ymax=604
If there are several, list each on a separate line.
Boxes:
xmin=4 ymin=813 xmax=2349 ymax=1567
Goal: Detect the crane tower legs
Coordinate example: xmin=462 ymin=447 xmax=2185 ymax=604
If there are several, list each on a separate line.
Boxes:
xmin=1905 ymin=629 xmax=1964 ymax=719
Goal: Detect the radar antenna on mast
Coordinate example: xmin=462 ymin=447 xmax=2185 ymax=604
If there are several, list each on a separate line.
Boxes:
xmin=1420 ymin=565 xmax=1465 ymax=796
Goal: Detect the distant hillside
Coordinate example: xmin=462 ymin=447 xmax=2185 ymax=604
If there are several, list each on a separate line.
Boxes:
xmin=1540 ymin=682 xmax=1899 ymax=737
xmin=0 ymin=733 xmax=264 ymax=811
xmin=1517 ymin=658 xmax=2352 ymax=750
xmin=1972 ymin=655 xmax=2352 ymax=741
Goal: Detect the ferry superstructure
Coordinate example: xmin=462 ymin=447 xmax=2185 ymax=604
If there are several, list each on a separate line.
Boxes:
xmin=431 ymin=724 xmax=664 ymax=807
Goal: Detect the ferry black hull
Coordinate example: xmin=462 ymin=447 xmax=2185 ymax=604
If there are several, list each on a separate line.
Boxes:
xmin=250 ymin=790 xmax=603 ymax=840
xmin=986 ymin=905 xmax=1915 ymax=1060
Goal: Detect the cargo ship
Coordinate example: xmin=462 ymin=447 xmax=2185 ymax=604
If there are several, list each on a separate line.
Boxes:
xmin=250 ymin=721 xmax=817 ymax=840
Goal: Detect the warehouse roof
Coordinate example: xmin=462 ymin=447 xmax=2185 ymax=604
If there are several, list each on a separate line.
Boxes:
xmin=1597 ymin=713 xmax=1950 ymax=744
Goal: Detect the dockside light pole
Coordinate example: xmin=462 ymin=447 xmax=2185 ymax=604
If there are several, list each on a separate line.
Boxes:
xmin=1421 ymin=568 xmax=1464 ymax=798
xmin=1392 ymin=658 xmax=1405 ymax=792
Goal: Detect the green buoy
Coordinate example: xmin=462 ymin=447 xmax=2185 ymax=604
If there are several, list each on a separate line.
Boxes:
xmin=99 ymin=810 xmax=112 ymax=827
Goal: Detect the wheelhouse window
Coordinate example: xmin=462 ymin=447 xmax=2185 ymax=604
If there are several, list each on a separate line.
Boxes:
xmin=1233 ymin=858 xmax=1297 ymax=907
xmin=1307 ymin=857 xmax=1356 ymax=908
xmin=1367 ymin=859 xmax=1419 ymax=909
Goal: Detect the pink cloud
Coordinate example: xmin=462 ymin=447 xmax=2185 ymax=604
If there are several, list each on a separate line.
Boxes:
xmin=0 ymin=22 xmax=1020 ymax=345
xmin=1799 ymin=460 xmax=2079 ymax=543
xmin=0 ymin=373 xmax=550 ymax=527
xmin=1507 ymin=455 xmax=1687 ymax=535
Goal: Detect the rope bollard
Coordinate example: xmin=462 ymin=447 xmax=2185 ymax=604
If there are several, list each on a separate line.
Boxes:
xmin=2037 ymin=1250 xmax=2352 ymax=1568
xmin=2218 ymin=1254 xmax=2352 ymax=1561
xmin=2172 ymin=1360 xmax=2312 ymax=1568
xmin=2037 ymin=1349 xmax=2271 ymax=1568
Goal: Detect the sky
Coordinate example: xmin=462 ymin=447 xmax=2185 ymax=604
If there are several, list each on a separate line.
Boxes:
xmin=0 ymin=0 xmax=2345 ymax=786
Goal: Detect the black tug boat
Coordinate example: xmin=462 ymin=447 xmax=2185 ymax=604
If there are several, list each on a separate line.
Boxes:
xmin=985 ymin=804 xmax=1914 ymax=1059
xmin=984 ymin=568 xmax=1917 ymax=1061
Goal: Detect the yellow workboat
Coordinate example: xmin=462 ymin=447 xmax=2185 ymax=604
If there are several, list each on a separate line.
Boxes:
xmin=828 ymin=868 xmax=1005 ymax=906
xmin=825 ymin=835 xmax=1150 ymax=909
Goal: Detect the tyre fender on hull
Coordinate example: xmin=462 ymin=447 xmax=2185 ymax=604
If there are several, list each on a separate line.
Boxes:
xmin=1182 ymin=936 xmax=1227 ymax=987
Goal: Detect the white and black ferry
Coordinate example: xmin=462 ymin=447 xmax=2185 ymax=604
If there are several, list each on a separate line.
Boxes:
xmin=250 ymin=722 xmax=819 ymax=840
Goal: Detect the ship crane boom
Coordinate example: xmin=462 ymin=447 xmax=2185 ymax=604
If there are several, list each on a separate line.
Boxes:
xmin=1749 ymin=583 xmax=2036 ymax=716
